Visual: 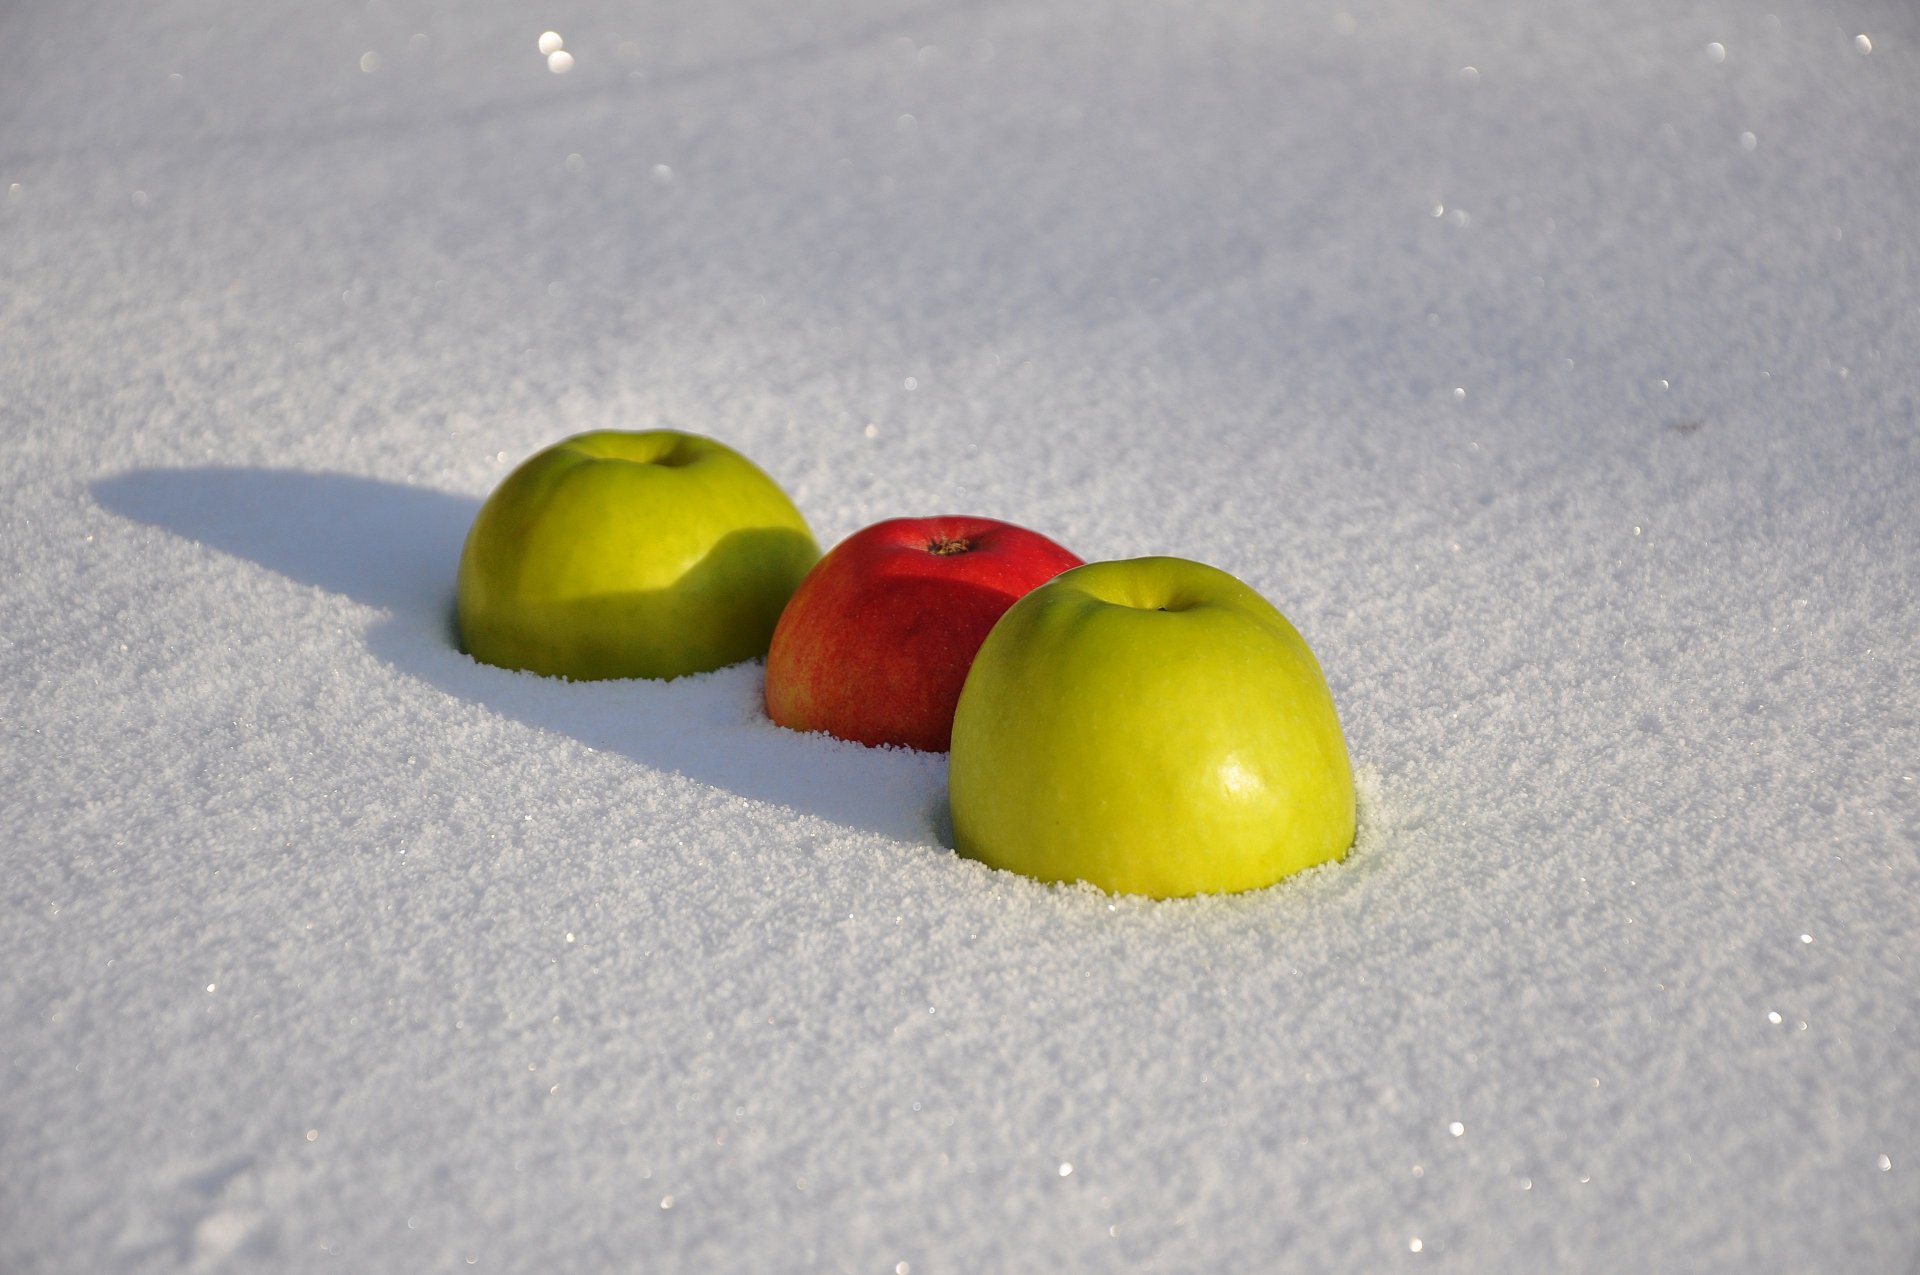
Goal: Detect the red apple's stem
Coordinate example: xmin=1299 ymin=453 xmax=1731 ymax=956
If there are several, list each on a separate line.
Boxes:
xmin=927 ymin=537 xmax=973 ymax=556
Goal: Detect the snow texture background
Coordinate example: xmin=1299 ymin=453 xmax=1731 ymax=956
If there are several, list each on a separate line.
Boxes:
xmin=4 ymin=0 xmax=1918 ymax=1270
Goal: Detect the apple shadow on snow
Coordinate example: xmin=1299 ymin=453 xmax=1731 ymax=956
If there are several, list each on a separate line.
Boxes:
xmin=91 ymin=468 xmax=950 ymax=842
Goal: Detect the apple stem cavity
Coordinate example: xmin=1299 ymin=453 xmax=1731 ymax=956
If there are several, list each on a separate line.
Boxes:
xmin=927 ymin=537 xmax=973 ymax=556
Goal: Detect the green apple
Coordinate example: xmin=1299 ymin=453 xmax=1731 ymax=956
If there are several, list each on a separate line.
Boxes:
xmin=949 ymin=557 xmax=1355 ymax=898
xmin=457 ymin=430 xmax=820 ymax=680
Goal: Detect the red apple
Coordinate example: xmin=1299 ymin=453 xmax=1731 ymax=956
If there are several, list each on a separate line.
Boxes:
xmin=765 ymin=516 xmax=1084 ymax=752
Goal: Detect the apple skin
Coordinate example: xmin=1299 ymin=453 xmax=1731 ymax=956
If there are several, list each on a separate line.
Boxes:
xmin=764 ymin=516 xmax=1084 ymax=752
xmin=949 ymin=557 xmax=1355 ymax=898
xmin=457 ymin=430 xmax=820 ymax=680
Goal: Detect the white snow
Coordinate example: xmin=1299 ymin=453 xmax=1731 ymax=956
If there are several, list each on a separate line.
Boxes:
xmin=4 ymin=0 xmax=1918 ymax=1270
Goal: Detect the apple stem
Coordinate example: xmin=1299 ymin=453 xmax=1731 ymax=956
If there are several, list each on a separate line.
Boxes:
xmin=927 ymin=537 xmax=973 ymax=556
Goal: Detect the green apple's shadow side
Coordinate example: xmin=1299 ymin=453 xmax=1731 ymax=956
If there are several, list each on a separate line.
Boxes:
xmin=91 ymin=468 xmax=949 ymax=842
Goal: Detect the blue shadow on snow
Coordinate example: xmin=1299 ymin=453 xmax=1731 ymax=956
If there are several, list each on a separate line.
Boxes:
xmin=91 ymin=468 xmax=948 ymax=841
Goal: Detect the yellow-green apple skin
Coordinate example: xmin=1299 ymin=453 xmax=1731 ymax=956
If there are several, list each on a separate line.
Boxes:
xmin=949 ymin=557 xmax=1355 ymax=898
xmin=457 ymin=430 xmax=820 ymax=680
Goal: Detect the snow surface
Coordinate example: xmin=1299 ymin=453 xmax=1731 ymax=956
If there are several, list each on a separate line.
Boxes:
xmin=4 ymin=0 xmax=1918 ymax=1270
